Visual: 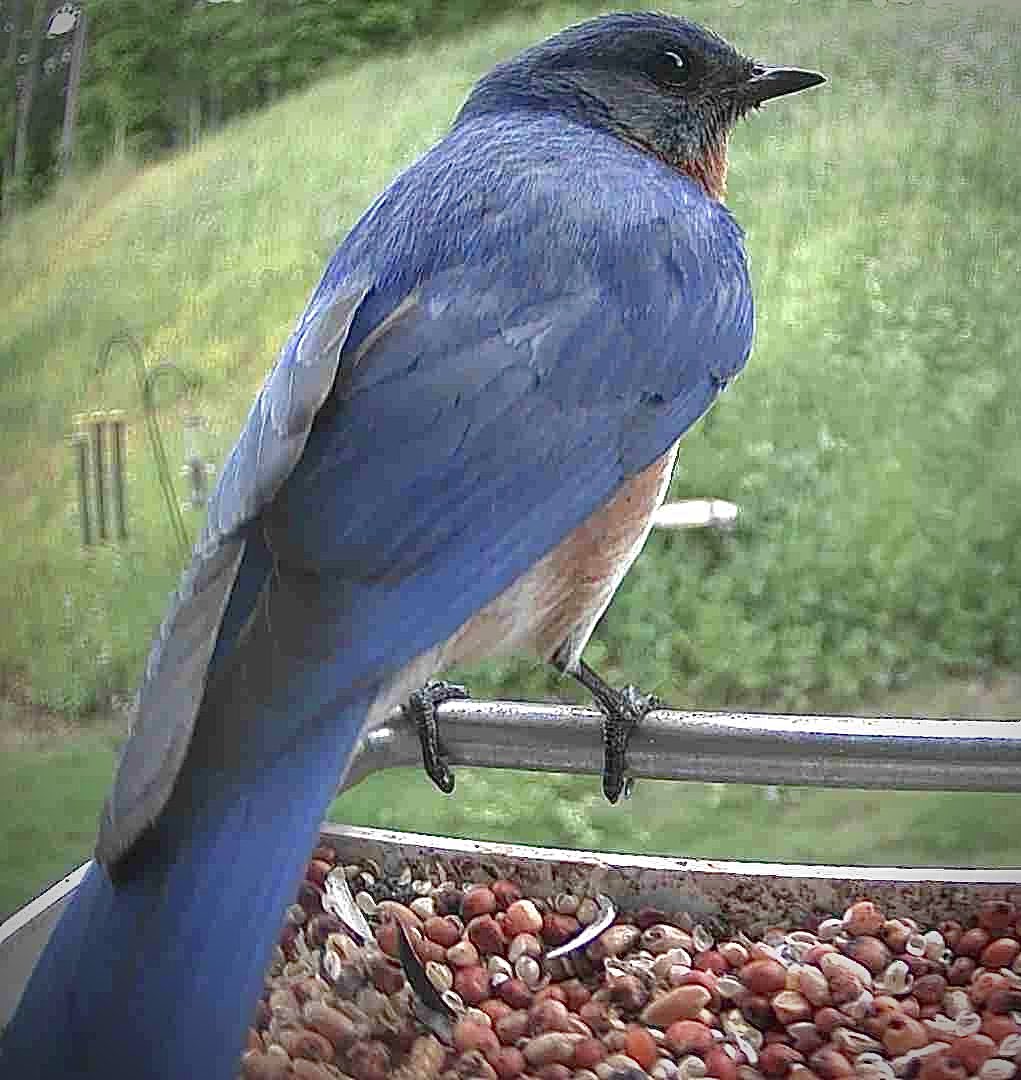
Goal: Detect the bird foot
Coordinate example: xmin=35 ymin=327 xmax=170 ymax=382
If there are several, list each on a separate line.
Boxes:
xmin=405 ymin=680 xmax=470 ymax=794
xmin=598 ymin=683 xmax=662 ymax=803
xmin=568 ymin=659 xmax=661 ymax=803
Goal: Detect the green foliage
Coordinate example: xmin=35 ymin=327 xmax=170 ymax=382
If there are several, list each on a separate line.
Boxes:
xmin=11 ymin=0 xmax=539 ymax=200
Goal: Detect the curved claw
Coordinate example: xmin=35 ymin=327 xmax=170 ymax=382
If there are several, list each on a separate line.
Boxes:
xmin=601 ymin=721 xmax=630 ymax=804
xmin=424 ymin=752 xmax=455 ymax=794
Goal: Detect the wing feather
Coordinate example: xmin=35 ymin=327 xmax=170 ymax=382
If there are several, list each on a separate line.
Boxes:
xmin=96 ymin=284 xmax=369 ymax=866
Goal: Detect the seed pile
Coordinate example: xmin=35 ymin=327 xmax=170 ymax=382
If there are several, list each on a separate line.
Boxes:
xmin=241 ymin=848 xmax=1021 ymax=1080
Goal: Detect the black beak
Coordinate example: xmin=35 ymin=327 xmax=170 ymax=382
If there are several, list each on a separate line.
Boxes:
xmin=744 ymin=65 xmax=826 ymax=104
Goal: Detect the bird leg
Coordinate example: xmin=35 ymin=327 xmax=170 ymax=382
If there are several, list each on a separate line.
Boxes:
xmin=405 ymin=680 xmax=470 ymax=794
xmin=566 ymin=658 xmax=662 ymax=803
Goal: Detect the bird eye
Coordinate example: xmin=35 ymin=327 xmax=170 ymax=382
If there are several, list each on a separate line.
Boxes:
xmin=645 ymin=48 xmax=694 ymax=88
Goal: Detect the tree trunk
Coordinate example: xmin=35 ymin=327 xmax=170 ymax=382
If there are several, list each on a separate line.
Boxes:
xmin=208 ymin=82 xmax=221 ymax=130
xmin=188 ymin=91 xmax=201 ymax=148
xmin=58 ymin=7 xmax=88 ymax=176
xmin=11 ymin=0 xmax=47 ymax=198
xmin=1 ymin=0 xmax=25 ymax=218
xmin=113 ymin=118 xmax=126 ymax=160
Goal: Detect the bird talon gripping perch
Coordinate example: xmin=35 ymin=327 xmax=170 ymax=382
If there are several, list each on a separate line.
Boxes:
xmin=2 ymin=14 xmax=823 ymax=1079
xmin=406 ymin=679 xmax=470 ymax=793
xmin=570 ymin=659 xmax=663 ymax=802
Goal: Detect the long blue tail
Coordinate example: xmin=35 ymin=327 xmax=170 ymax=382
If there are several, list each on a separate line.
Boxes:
xmin=0 ymin=690 xmax=373 ymax=1079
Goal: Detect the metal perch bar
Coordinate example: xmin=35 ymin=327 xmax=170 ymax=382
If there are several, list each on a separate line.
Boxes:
xmin=344 ymin=698 xmax=1021 ymax=794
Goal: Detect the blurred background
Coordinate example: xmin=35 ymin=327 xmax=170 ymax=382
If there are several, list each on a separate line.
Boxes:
xmin=2 ymin=0 xmax=1020 ymax=921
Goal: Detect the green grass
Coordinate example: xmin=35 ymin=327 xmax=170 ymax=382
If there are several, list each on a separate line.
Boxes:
xmin=0 ymin=715 xmax=120 ymax=921
xmin=335 ymin=776 xmax=1021 ymax=870
xmin=3 ymin=3 xmax=1021 ymax=916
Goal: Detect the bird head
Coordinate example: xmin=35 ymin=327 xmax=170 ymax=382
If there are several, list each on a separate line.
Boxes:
xmin=458 ymin=11 xmax=825 ymax=200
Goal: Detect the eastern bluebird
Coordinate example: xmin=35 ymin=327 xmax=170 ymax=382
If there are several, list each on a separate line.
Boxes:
xmin=1 ymin=13 xmax=822 ymax=1079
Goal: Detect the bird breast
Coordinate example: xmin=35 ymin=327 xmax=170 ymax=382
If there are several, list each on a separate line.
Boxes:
xmin=443 ymin=441 xmax=680 ymax=672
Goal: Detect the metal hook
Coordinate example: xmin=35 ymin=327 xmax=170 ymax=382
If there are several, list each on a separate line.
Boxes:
xmin=97 ymin=332 xmax=202 ymax=561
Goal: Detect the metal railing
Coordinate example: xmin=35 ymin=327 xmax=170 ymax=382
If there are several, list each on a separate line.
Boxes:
xmin=343 ymin=698 xmax=1021 ymax=794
